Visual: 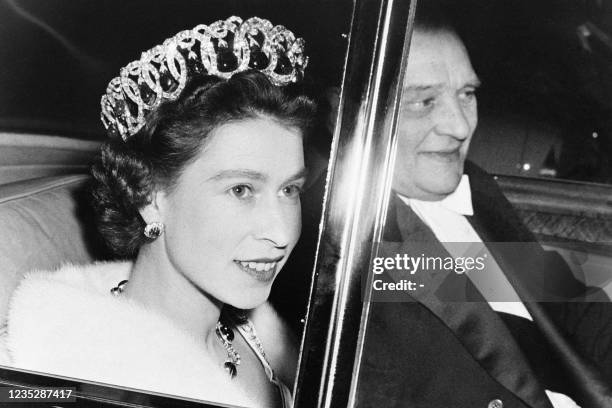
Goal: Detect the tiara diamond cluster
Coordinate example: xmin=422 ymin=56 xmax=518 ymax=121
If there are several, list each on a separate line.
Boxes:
xmin=100 ymin=16 xmax=308 ymax=141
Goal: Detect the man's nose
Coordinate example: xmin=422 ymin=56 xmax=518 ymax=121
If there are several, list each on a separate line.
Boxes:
xmin=253 ymin=201 xmax=297 ymax=249
xmin=434 ymin=97 xmax=472 ymax=140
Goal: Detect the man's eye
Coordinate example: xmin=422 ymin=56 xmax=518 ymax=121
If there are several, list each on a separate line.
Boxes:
xmin=282 ymin=184 xmax=303 ymax=198
xmin=406 ymin=97 xmax=436 ymax=112
xmin=229 ymin=185 xmax=253 ymax=199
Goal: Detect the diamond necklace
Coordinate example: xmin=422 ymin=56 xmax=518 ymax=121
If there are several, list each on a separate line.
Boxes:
xmin=215 ymin=321 xmax=241 ymax=378
xmin=111 ymin=280 xmax=241 ymax=378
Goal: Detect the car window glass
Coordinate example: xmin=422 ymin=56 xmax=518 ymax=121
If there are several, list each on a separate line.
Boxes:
xmin=438 ymin=0 xmax=612 ymax=292
xmin=353 ymin=1 xmax=612 ymax=407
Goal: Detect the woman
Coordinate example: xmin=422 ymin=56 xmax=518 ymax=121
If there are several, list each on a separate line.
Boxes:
xmin=0 ymin=16 xmax=315 ymax=407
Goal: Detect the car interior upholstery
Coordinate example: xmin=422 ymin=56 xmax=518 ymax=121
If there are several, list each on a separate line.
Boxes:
xmin=0 ymin=175 xmax=111 ymax=322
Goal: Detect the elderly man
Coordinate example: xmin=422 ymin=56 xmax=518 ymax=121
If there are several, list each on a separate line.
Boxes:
xmin=357 ymin=10 xmax=612 ymax=408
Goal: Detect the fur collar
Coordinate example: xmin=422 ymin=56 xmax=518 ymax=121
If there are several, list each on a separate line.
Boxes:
xmin=4 ymin=261 xmax=269 ymax=407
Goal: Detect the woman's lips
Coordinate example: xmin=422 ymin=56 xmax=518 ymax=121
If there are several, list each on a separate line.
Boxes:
xmin=234 ymin=258 xmax=282 ymax=282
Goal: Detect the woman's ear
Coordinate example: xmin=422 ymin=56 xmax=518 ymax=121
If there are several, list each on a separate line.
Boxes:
xmin=138 ymin=190 xmax=167 ymax=224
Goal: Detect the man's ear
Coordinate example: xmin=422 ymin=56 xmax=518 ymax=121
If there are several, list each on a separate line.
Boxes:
xmin=138 ymin=190 xmax=167 ymax=224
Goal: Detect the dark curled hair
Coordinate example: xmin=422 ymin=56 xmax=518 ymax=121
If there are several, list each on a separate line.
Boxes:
xmin=91 ymin=70 xmax=317 ymax=257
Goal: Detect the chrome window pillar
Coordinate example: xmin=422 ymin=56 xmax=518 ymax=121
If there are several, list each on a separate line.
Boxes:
xmin=293 ymin=0 xmax=417 ymax=407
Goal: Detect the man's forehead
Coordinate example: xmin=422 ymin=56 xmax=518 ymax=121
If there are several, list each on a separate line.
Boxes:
xmin=403 ymin=29 xmax=479 ymax=90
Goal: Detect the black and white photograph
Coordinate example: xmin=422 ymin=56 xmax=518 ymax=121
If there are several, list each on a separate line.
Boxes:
xmin=0 ymin=0 xmax=611 ymax=407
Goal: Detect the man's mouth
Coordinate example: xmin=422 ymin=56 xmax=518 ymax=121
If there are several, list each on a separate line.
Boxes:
xmin=421 ymin=149 xmax=461 ymax=162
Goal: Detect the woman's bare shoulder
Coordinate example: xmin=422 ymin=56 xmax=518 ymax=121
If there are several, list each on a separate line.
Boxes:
xmin=249 ymin=302 xmax=299 ymax=386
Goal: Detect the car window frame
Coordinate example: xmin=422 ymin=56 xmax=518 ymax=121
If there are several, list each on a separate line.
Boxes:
xmin=293 ymin=0 xmax=418 ymax=407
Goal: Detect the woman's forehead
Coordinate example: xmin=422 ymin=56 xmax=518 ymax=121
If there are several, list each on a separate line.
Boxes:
xmin=183 ymin=118 xmax=305 ymax=182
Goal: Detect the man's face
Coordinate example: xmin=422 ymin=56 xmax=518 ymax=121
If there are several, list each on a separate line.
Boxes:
xmin=393 ymin=29 xmax=480 ymax=201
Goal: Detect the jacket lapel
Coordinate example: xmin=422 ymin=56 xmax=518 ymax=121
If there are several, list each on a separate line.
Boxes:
xmin=382 ymin=193 xmax=553 ymax=408
xmin=466 ymin=162 xmax=583 ymax=301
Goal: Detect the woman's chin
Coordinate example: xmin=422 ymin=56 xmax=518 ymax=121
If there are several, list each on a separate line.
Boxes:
xmin=225 ymin=288 xmax=272 ymax=310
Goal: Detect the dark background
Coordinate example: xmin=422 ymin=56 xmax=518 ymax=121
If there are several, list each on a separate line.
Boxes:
xmin=441 ymin=0 xmax=612 ymax=183
xmin=1 ymin=0 xmax=610 ymax=182
xmin=0 ymin=0 xmax=352 ymax=139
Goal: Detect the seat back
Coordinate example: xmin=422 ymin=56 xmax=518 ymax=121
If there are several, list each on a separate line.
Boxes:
xmin=0 ymin=175 xmax=110 ymax=320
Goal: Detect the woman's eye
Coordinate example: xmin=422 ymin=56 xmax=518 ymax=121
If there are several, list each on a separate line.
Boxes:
xmin=229 ymin=184 xmax=253 ymax=199
xmin=282 ymin=184 xmax=303 ymax=198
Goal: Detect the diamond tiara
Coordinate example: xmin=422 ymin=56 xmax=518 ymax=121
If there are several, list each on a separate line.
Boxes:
xmin=100 ymin=16 xmax=308 ymax=141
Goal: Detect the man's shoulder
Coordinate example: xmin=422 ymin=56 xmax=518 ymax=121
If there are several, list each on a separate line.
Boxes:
xmin=464 ymin=160 xmax=502 ymax=196
xmin=464 ymin=160 xmax=521 ymax=218
xmin=464 ymin=160 xmax=489 ymax=178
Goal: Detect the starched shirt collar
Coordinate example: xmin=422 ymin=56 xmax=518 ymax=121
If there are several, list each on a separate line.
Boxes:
xmin=399 ymin=175 xmax=474 ymax=216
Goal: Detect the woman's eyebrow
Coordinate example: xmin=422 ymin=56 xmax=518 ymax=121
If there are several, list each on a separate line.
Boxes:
xmin=284 ymin=168 xmax=309 ymax=184
xmin=207 ymin=169 xmax=267 ymax=182
xmin=207 ymin=167 xmax=309 ymax=184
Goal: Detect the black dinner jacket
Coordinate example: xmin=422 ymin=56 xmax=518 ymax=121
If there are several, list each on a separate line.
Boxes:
xmin=356 ymin=162 xmax=612 ymax=408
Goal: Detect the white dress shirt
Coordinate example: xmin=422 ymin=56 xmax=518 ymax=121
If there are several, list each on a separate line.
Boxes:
xmin=399 ymin=175 xmax=532 ymax=320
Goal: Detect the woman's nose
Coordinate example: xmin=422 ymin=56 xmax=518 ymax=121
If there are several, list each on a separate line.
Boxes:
xmin=253 ymin=200 xmax=300 ymax=249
